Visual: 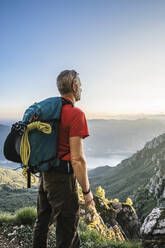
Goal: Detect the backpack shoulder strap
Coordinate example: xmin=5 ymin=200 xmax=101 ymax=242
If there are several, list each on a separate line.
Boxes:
xmin=61 ymin=97 xmax=74 ymax=107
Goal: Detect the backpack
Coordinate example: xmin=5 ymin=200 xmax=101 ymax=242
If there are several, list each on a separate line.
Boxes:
xmin=4 ymin=97 xmax=72 ymax=187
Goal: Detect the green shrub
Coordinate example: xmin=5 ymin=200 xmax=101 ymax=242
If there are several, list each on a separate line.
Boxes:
xmin=78 ymin=220 xmax=142 ymax=248
xmin=15 ymin=206 xmax=37 ymax=225
xmin=0 ymin=212 xmax=15 ymax=226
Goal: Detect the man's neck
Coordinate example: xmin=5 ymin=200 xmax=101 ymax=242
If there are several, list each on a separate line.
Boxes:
xmin=61 ymin=94 xmax=76 ymax=104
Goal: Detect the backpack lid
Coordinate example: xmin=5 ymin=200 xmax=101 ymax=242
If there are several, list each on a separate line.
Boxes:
xmin=22 ymin=97 xmax=62 ymax=123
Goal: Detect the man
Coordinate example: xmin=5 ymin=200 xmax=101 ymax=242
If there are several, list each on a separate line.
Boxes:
xmin=32 ymin=70 xmax=94 ymax=248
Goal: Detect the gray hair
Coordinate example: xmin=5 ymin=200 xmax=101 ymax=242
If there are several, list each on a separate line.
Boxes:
xmin=56 ymin=70 xmax=79 ymax=95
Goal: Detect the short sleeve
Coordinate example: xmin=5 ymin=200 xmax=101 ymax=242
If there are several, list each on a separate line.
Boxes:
xmin=69 ymin=110 xmax=89 ymax=139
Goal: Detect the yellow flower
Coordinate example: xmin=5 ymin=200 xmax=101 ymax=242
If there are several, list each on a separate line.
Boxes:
xmin=96 ymin=186 xmax=105 ymax=198
xmin=123 ymin=197 xmax=136 ymax=214
xmin=126 ymin=198 xmax=133 ymax=205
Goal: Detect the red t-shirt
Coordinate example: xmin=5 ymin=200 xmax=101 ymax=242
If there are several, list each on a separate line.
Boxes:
xmin=57 ymin=103 xmax=89 ymax=161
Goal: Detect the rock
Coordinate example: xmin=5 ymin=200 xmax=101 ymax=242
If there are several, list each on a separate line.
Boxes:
xmin=79 ymin=202 xmax=118 ymax=241
xmin=116 ymin=204 xmax=141 ymax=240
xmin=148 ymin=162 xmax=165 ymax=202
xmin=93 ymin=194 xmax=141 ymax=240
xmin=141 ymin=207 xmax=165 ymax=240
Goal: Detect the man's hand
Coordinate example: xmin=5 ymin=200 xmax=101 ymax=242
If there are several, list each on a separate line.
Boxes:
xmin=83 ymin=192 xmax=95 ymax=207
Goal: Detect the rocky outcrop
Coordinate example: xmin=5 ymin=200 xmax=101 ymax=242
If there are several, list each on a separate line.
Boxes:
xmin=79 ymin=187 xmax=126 ymax=242
xmin=78 ymin=186 xmax=141 ymax=241
xmin=116 ymin=204 xmax=141 ymax=240
xmin=79 ymin=203 xmax=121 ymax=242
xmin=141 ymin=207 xmax=165 ymax=240
xmin=147 ymin=161 xmax=165 ymax=207
xmin=94 ymin=195 xmax=141 ymax=240
xmin=143 ymin=134 xmax=165 ymax=207
xmin=144 ymin=133 xmax=165 ymax=150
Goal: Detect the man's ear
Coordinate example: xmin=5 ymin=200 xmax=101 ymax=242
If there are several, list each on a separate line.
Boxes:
xmin=72 ymin=81 xmax=77 ymax=93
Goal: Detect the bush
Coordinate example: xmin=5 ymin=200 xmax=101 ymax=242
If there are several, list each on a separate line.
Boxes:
xmin=78 ymin=220 xmax=142 ymax=248
xmin=0 ymin=212 xmax=15 ymax=226
xmin=15 ymin=206 xmax=37 ymax=225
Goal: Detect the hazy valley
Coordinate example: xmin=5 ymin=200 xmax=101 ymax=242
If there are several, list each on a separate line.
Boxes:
xmin=1 ymin=118 xmax=165 ymax=168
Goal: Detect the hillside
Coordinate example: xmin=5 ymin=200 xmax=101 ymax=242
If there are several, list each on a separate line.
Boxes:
xmin=89 ymin=133 xmax=165 ymax=219
xmin=88 ymin=165 xmax=113 ymax=178
xmin=0 ymin=167 xmax=38 ymax=213
xmin=0 ymin=167 xmax=38 ymax=189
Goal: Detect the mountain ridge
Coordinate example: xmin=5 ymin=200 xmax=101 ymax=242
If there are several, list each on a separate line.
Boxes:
xmin=89 ymin=132 xmax=165 ymax=220
xmin=1 ymin=118 xmax=165 ymax=162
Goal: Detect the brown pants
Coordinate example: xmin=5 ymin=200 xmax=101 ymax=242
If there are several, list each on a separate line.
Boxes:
xmin=32 ymin=171 xmax=80 ymax=248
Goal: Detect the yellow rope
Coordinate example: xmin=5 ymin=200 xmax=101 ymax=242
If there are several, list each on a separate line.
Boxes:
xmin=22 ymin=166 xmax=36 ymax=184
xmin=20 ymin=121 xmax=52 ymax=184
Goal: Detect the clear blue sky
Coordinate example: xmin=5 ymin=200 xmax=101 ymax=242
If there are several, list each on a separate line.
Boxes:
xmin=1 ymin=0 xmax=165 ymax=120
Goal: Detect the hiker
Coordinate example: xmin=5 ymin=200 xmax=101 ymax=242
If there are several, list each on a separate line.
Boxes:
xmin=32 ymin=70 xmax=94 ymax=248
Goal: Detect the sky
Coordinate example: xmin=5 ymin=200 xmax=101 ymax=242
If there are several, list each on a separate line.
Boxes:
xmin=1 ymin=0 xmax=165 ymax=121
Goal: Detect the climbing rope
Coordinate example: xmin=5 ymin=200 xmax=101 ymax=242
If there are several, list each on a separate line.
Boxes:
xmin=20 ymin=121 xmax=52 ymax=183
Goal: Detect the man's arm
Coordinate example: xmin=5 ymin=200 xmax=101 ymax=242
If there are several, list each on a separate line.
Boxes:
xmin=69 ymin=136 xmax=94 ymax=206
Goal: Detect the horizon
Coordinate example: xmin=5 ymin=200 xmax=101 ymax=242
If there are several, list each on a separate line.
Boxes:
xmin=1 ymin=113 xmax=165 ymax=126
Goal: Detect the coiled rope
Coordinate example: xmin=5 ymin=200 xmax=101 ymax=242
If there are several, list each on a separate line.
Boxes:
xmin=20 ymin=121 xmax=52 ymax=183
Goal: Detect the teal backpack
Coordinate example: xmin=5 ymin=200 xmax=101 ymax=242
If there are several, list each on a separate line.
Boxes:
xmin=4 ymin=97 xmax=72 ymax=187
xmin=21 ymin=97 xmax=63 ymax=173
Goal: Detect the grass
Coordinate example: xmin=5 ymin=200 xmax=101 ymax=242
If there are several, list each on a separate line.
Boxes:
xmin=0 ymin=206 xmax=37 ymax=226
xmin=0 ymin=207 xmax=143 ymax=248
xmin=0 ymin=222 xmax=143 ymax=248
xmin=79 ymin=221 xmax=142 ymax=248
xmin=0 ymin=212 xmax=15 ymax=226
xmin=15 ymin=207 xmax=37 ymax=225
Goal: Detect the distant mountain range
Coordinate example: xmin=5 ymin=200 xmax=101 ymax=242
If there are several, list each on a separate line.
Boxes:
xmin=85 ymin=118 xmax=165 ymax=157
xmin=1 ymin=118 xmax=165 ymax=165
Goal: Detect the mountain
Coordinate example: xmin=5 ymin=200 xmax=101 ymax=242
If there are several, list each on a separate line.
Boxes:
xmin=1 ymin=118 xmax=165 ymax=168
xmin=0 ymin=167 xmax=38 ymax=213
xmin=89 ymin=132 xmax=165 ymax=220
xmin=85 ymin=118 xmax=165 ymax=157
xmin=0 ymin=167 xmax=38 ymax=189
xmin=88 ymin=165 xmax=113 ymax=178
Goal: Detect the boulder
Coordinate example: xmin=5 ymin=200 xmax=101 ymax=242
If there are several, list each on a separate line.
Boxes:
xmin=141 ymin=207 xmax=165 ymax=240
xmin=116 ymin=204 xmax=141 ymax=240
xmin=94 ymin=194 xmax=141 ymax=240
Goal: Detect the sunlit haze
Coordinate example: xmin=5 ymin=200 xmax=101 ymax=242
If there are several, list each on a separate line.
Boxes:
xmin=1 ymin=0 xmax=165 ymax=120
